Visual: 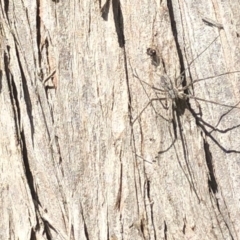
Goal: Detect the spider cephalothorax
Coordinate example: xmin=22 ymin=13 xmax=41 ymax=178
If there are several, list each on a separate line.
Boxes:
xmin=159 ymin=76 xmax=187 ymax=101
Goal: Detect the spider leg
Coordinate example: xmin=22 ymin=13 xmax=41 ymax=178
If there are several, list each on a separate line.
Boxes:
xmin=134 ymin=71 xmax=166 ymax=93
xmin=132 ymin=69 xmax=172 ymax=123
xmin=132 ymin=97 xmax=169 ymax=124
xmin=182 ymin=71 xmax=240 ymax=91
xmin=187 ymin=95 xmax=240 ymax=109
xmin=174 ymin=35 xmax=220 ymax=88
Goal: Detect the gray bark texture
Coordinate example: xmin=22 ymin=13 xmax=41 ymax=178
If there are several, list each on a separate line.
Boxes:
xmin=1 ymin=0 xmax=240 ymax=239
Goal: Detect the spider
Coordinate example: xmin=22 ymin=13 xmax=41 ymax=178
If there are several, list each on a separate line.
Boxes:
xmin=130 ymin=36 xmax=240 ymax=156
xmin=132 ymin=41 xmax=240 ymax=125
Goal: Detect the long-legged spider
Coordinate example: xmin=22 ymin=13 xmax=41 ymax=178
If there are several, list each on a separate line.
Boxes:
xmin=132 ymin=33 xmax=240 ymax=125
xmin=130 ymin=38 xmax=240 ymax=154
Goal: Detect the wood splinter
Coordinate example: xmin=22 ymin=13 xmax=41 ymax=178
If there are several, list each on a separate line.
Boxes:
xmin=202 ymin=17 xmax=224 ymax=30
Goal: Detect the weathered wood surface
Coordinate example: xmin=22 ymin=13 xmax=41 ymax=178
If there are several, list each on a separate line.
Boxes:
xmin=1 ymin=0 xmax=240 ymax=239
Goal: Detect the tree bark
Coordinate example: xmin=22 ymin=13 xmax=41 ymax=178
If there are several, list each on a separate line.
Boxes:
xmin=1 ymin=0 xmax=240 ymax=239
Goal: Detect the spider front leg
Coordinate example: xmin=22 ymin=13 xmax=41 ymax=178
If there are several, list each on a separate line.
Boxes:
xmin=132 ymin=97 xmax=169 ymax=125
xmin=180 ymin=71 xmax=240 ymax=110
xmin=132 ymin=70 xmax=172 ymax=124
xmin=155 ymin=91 xmax=170 ymax=110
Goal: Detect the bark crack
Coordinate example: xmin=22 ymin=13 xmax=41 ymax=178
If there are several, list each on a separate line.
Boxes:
xmin=14 ymin=43 xmax=35 ymax=142
xmin=101 ymin=0 xmax=125 ymax=47
xmin=164 ymin=220 xmax=168 ymax=240
xmin=167 ymin=0 xmax=187 ymax=87
xmin=36 ymin=0 xmax=42 ymax=66
xmin=112 ymin=0 xmax=125 ymax=48
xmin=4 ymin=50 xmax=20 ymax=142
xmin=114 ymin=153 xmax=122 ymax=211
